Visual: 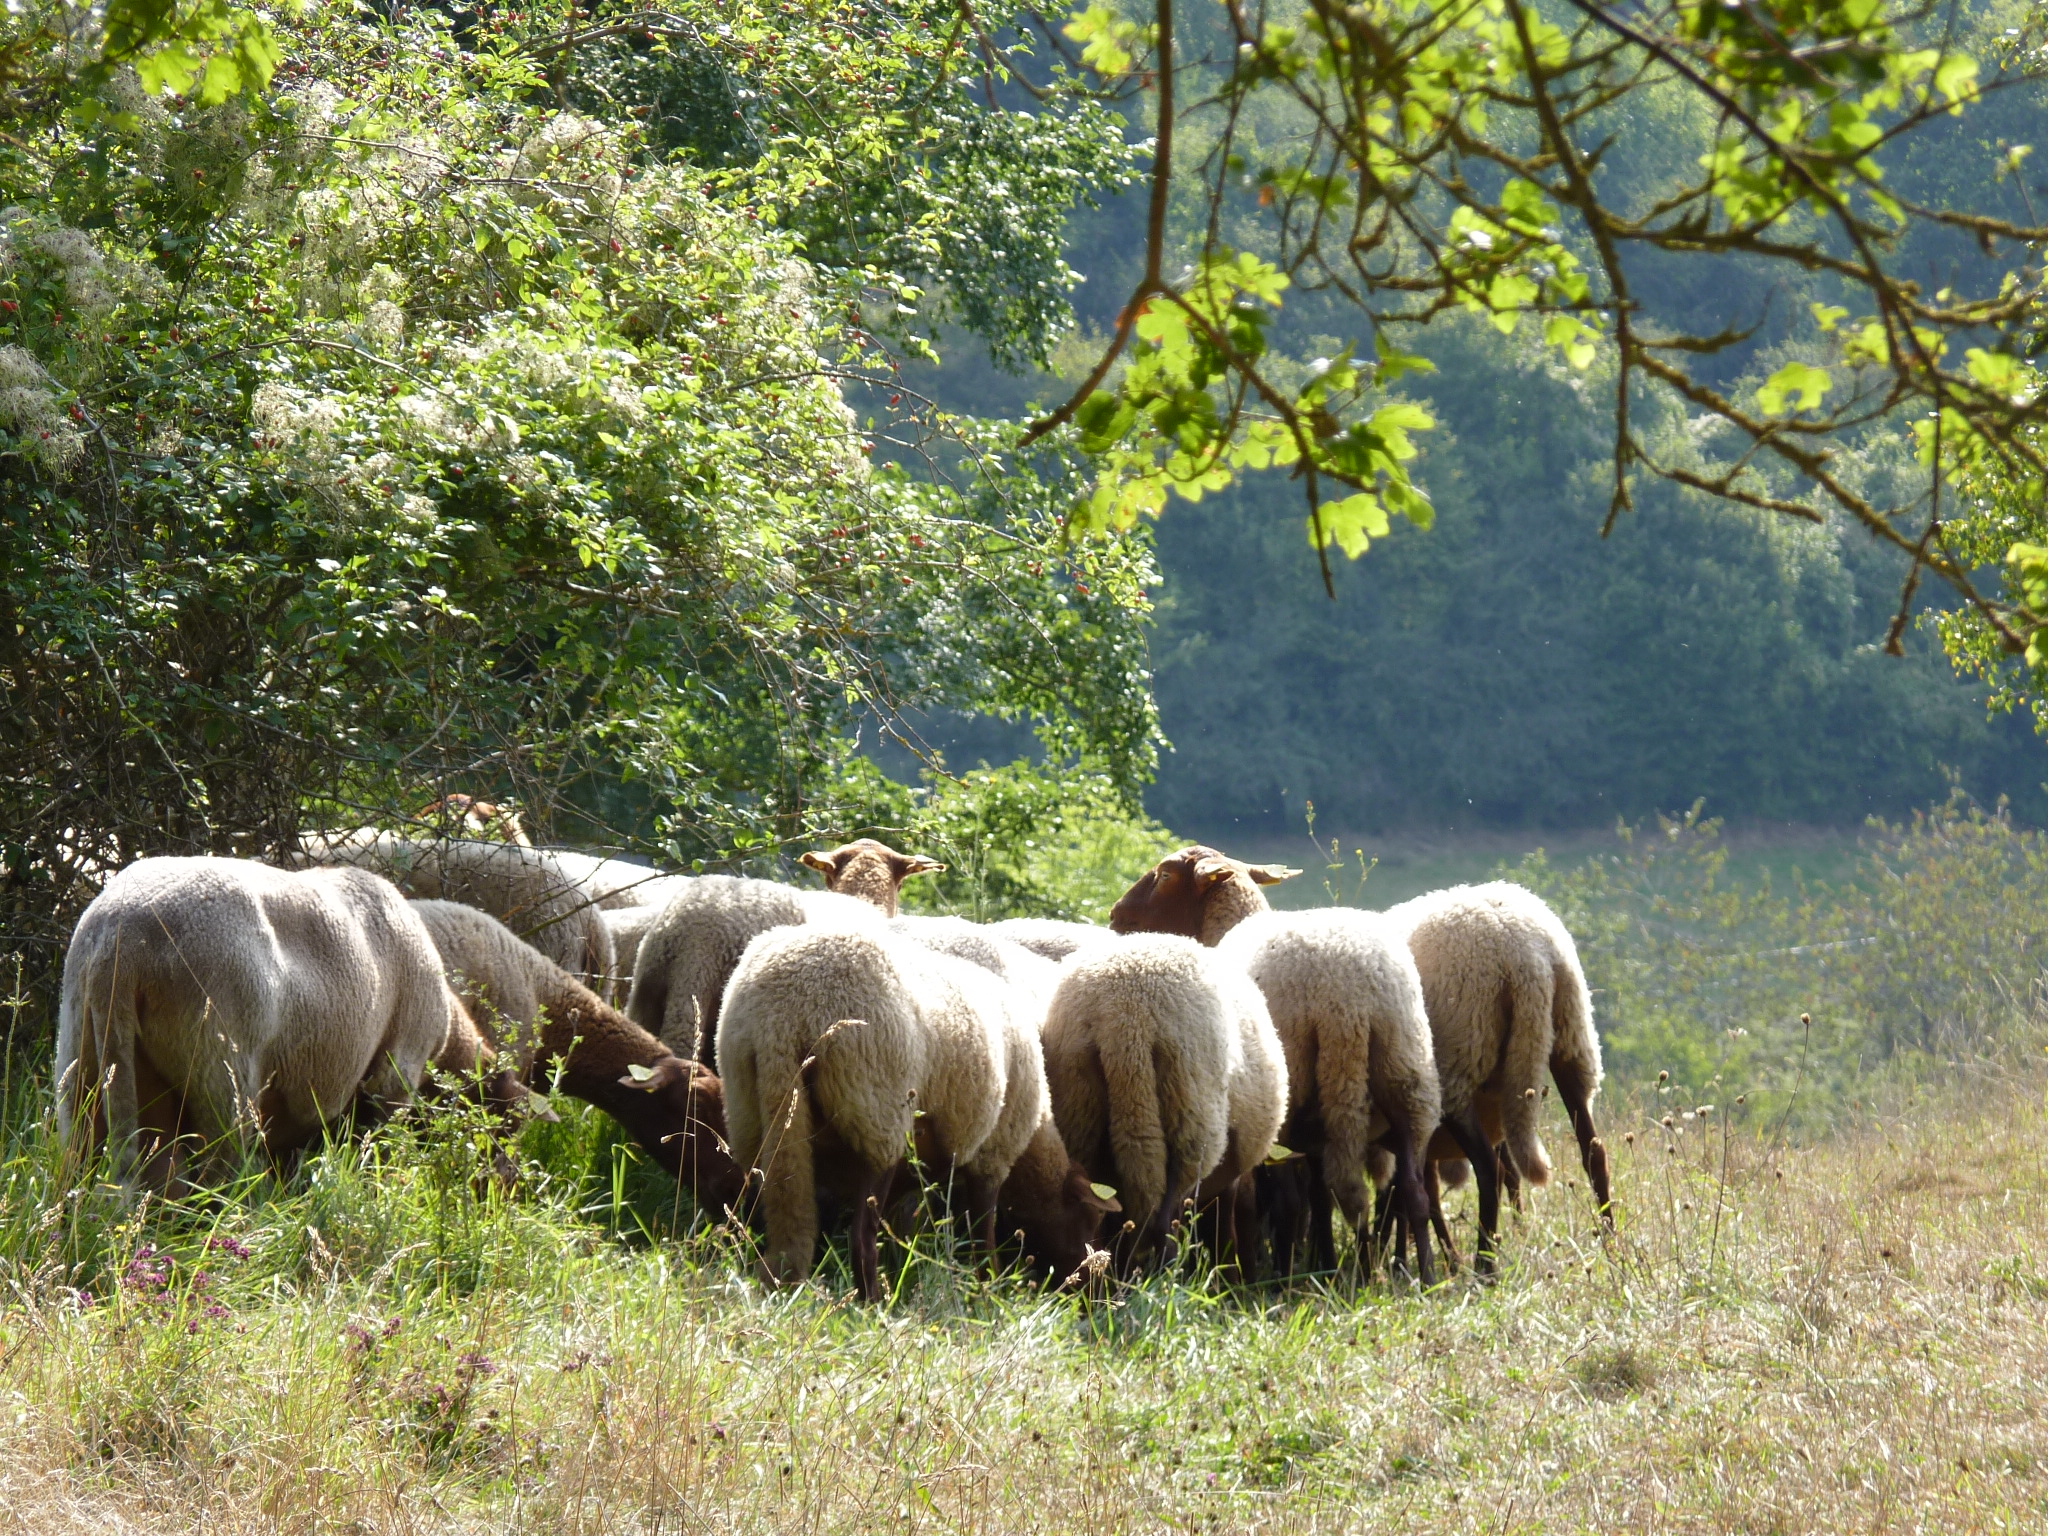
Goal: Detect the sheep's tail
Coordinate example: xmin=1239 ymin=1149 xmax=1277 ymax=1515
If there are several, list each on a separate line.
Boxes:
xmin=749 ymin=1027 xmax=826 ymax=1285
xmin=1500 ymin=963 xmax=1556 ymax=1188
xmin=1316 ymin=1030 xmax=1377 ymax=1238
xmin=59 ymin=955 xmax=140 ymax=1167
xmin=1099 ymin=1032 xmax=1174 ymax=1235
xmin=1549 ymin=948 xmax=1613 ymax=1218
xmin=623 ymin=930 xmax=674 ymax=1052
xmin=1549 ymin=951 xmax=1602 ymax=1091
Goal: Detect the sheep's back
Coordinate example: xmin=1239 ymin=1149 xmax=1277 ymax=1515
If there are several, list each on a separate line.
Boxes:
xmin=717 ymin=925 xmax=929 ymax=1171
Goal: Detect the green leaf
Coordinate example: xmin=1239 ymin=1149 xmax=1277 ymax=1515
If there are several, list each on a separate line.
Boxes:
xmin=1965 ymin=348 xmax=2022 ymax=396
xmin=1756 ymin=361 xmax=1831 ymax=416
xmin=1310 ymin=492 xmax=1390 ymax=558
xmin=1934 ymin=53 xmax=1978 ymax=110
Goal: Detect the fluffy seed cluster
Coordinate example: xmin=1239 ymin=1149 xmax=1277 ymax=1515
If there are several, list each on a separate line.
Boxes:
xmin=0 ymin=346 xmax=83 ymax=475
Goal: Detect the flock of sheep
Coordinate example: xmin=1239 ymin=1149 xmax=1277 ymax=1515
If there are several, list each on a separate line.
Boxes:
xmin=53 ymin=799 xmax=1613 ymax=1298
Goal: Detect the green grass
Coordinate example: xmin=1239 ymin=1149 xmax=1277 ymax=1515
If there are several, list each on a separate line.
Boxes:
xmin=1 ymin=1054 xmax=2046 ymax=1532
xmin=7 ymin=798 xmax=2048 ymax=1530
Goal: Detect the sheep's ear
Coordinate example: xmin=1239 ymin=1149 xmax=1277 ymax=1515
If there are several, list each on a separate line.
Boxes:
xmin=892 ymin=853 xmax=946 ymax=881
xmin=799 ymin=850 xmax=837 ymax=877
xmin=1072 ymin=1172 xmax=1122 ymax=1213
xmin=619 ymin=1058 xmax=687 ymax=1093
xmin=1193 ymin=856 xmax=1239 ymax=886
xmin=1244 ymin=863 xmax=1300 ymax=886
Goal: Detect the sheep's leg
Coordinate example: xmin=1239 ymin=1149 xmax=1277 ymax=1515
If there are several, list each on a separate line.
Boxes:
xmin=1369 ymin=1180 xmax=1398 ymax=1278
xmin=1551 ymin=1056 xmax=1614 ymax=1226
xmin=1132 ymin=1149 xmax=1190 ymax=1278
xmin=1445 ymin=1110 xmax=1502 ymax=1277
xmin=1232 ymin=1175 xmax=1260 ymax=1283
xmin=1427 ymin=1161 xmax=1461 ymax=1275
xmin=1497 ymin=1142 xmax=1524 ymax=1212
xmin=1258 ymin=1166 xmax=1297 ymax=1280
xmin=1381 ymin=1109 xmax=1436 ymax=1288
xmin=1307 ymin=1160 xmax=1337 ymax=1275
xmin=850 ymin=1161 xmax=894 ymax=1304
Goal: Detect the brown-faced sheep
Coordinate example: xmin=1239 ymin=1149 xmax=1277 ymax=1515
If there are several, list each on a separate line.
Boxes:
xmin=1108 ymin=846 xmax=1439 ymax=1284
xmin=717 ymin=925 xmax=1045 ymax=1299
xmin=410 ymin=900 xmax=742 ymax=1213
xmin=624 ymin=876 xmax=884 ymax=1062
xmin=1375 ymin=880 xmax=1610 ymax=1272
xmin=1040 ymin=934 xmax=1283 ymax=1276
xmin=798 ymin=838 xmax=945 ymax=916
xmin=299 ymin=835 xmax=614 ymax=994
xmin=57 ymin=857 xmax=478 ymax=1184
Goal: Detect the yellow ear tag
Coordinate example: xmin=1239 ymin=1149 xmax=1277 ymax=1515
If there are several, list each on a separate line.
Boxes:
xmin=626 ymin=1063 xmax=655 ymax=1082
xmin=1089 ymin=1183 xmax=1119 ymax=1202
xmin=1264 ymin=1145 xmax=1297 ymax=1164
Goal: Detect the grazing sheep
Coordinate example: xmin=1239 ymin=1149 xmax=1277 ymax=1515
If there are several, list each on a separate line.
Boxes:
xmin=1376 ymin=881 xmax=1611 ymax=1271
xmin=625 ymin=875 xmax=886 ymax=1061
xmin=299 ymin=835 xmax=614 ymax=993
xmin=891 ymin=916 xmax=1061 ymax=999
xmin=799 ymin=838 xmax=945 ymax=916
xmin=716 ymin=925 xmax=1018 ymax=1299
xmin=1040 ymin=934 xmax=1279 ymax=1274
xmin=57 ymin=857 xmax=475 ymax=1183
xmin=987 ymin=918 xmax=1112 ymax=963
xmin=1217 ymin=907 xmax=1440 ymax=1281
xmin=1108 ymin=846 xmax=1439 ymax=1284
xmin=410 ymin=900 xmax=742 ymax=1212
xmin=543 ymin=850 xmax=690 ymax=911
xmin=601 ymin=904 xmax=663 ymax=988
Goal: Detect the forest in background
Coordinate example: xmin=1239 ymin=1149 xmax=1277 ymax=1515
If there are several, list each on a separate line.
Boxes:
xmin=911 ymin=0 xmax=2048 ymax=838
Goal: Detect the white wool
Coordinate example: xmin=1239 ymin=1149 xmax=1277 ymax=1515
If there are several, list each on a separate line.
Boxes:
xmin=57 ymin=857 xmax=464 ymax=1179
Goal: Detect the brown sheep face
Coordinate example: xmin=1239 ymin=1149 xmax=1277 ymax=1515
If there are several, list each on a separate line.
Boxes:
xmin=1005 ymin=1164 xmax=1121 ymax=1285
xmin=799 ymin=838 xmax=945 ymax=916
xmin=616 ymin=1057 xmax=745 ymax=1213
xmin=1108 ymin=845 xmax=1298 ymax=937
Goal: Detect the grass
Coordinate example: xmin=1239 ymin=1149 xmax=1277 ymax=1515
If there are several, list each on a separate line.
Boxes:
xmin=0 ymin=1058 xmax=2044 ymax=1532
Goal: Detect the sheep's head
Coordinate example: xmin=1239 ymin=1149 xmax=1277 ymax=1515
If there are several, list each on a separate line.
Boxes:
xmin=420 ymin=793 xmax=530 ymax=846
xmin=1027 ymin=1167 xmax=1121 ymax=1285
xmin=997 ymin=1122 xmax=1122 ymax=1283
xmin=617 ymin=1055 xmax=744 ymax=1211
xmin=1109 ymin=845 xmax=1298 ymax=944
xmin=799 ymin=838 xmax=945 ymax=916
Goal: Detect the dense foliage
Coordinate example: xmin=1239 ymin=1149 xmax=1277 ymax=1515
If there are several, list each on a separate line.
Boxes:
xmin=0 ymin=0 xmax=1159 ymax=1003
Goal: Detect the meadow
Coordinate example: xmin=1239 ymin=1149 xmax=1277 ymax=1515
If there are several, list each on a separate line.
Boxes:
xmin=0 ymin=800 xmax=2044 ymax=1532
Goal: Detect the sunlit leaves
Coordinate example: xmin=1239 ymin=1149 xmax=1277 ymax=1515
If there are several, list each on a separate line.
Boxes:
xmin=1063 ymin=4 xmax=1150 ymax=77
xmin=1757 ymin=361 xmax=1832 ymax=415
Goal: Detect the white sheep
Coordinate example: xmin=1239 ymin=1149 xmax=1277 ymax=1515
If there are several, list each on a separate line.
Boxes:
xmin=987 ymin=918 xmax=1112 ymax=963
xmin=1376 ymin=880 xmax=1610 ymax=1270
xmin=298 ymin=834 xmax=614 ymax=993
xmin=1108 ymin=845 xmax=1441 ymax=1283
xmin=718 ymin=924 xmax=1065 ymax=1298
xmin=1041 ymin=933 xmax=1284 ymax=1275
xmin=542 ymin=850 xmax=691 ymax=911
xmin=57 ymin=857 xmax=479 ymax=1183
xmin=1218 ymin=906 xmax=1441 ymax=1280
xmin=625 ymin=875 xmax=884 ymax=1061
xmin=410 ymin=900 xmax=742 ymax=1212
xmin=891 ymin=915 xmax=1061 ymax=998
